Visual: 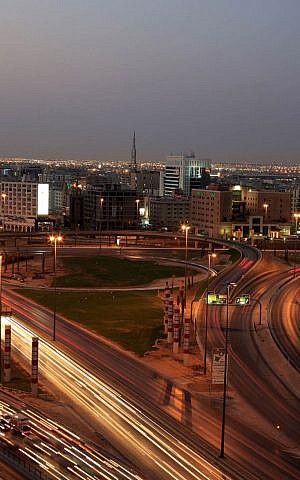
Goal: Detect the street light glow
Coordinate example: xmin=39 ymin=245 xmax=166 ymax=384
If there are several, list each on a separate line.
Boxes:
xmin=49 ymin=234 xmax=63 ymax=243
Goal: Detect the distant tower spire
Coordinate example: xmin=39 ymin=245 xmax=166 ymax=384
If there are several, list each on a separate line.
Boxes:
xmin=130 ymin=131 xmax=138 ymax=191
xmin=131 ymin=131 xmax=137 ymax=169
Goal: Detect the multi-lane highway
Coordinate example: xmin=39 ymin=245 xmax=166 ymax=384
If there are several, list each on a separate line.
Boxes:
xmin=0 ymin=393 xmax=143 ymax=480
xmin=1 ymin=239 xmax=299 ymax=479
xmin=201 ymin=254 xmax=300 ymax=475
xmin=2 ymin=313 xmax=242 ymax=480
xmin=269 ymin=276 xmax=300 ymax=372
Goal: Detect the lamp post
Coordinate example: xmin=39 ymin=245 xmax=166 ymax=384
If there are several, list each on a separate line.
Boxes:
xmin=49 ymin=234 xmax=63 ymax=341
xmin=220 ymin=281 xmax=236 ymax=459
xmin=99 ymin=197 xmax=104 ymax=249
xmin=181 ymin=224 xmax=191 ymax=296
xmin=203 ymin=252 xmax=217 ymax=375
xmin=0 ymin=255 xmax=2 ymax=383
xmin=263 ymin=203 xmax=269 ymax=219
xmin=136 ymin=199 xmax=140 ymax=227
xmin=263 ymin=203 xmax=269 ymax=236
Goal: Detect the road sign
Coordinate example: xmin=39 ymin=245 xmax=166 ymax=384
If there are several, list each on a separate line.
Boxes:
xmin=211 ymin=347 xmax=227 ymax=385
xmin=207 ymin=292 xmax=227 ymax=305
xmin=234 ymin=294 xmax=250 ymax=306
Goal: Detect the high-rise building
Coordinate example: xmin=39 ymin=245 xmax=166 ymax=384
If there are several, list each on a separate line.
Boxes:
xmin=163 ymin=154 xmax=211 ymax=197
xmin=149 ymin=196 xmax=190 ymax=231
xmin=0 ymin=181 xmax=50 ymax=232
xmin=191 ymin=186 xmax=292 ymax=238
xmin=244 ymin=190 xmax=291 ymax=223
xmin=291 ymin=184 xmax=300 ymax=214
xmin=70 ymin=182 xmax=139 ymax=231
xmin=130 ymin=131 xmax=138 ymax=191
xmin=191 ymin=187 xmax=232 ymax=237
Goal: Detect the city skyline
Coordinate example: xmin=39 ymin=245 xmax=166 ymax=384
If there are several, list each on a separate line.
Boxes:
xmin=0 ymin=1 xmax=300 ymax=163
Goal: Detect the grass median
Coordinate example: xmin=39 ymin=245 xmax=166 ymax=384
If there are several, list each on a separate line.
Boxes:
xmin=55 ymin=256 xmax=185 ymax=288
xmin=16 ymin=289 xmax=164 ymax=356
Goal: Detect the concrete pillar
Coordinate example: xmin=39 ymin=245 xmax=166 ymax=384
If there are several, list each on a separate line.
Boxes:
xmin=173 ymin=306 xmax=180 ymax=354
xmin=167 ymin=299 xmax=174 ymax=344
xmin=164 ymin=284 xmax=171 ymax=334
xmin=179 ymin=282 xmax=185 ymax=323
xmin=183 ymin=317 xmax=190 ymax=366
xmin=31 ymin=337 xmax=39 ymax=397
xmin=3 ymin=325 xmax=11 ymax=382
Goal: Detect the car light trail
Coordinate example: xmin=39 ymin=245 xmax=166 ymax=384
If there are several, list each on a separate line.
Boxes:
xmin=3 ymin=315 xmax=233 ymax=480
xmin=0 ymin=388 xmax=144 ymax=479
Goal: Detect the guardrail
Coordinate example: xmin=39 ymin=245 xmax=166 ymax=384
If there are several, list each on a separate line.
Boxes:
xmin=0 ymin=440 xmax=52 ymax=479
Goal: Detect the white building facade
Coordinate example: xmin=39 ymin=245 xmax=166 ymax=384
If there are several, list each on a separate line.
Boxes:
xmin=0 ymin=181 xmax=49 ymax=232
xmin=163 ymin=154 xmax=211 ymax=197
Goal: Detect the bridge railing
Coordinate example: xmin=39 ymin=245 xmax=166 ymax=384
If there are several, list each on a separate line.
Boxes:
xmin=0 ymin=440 xmax=53 ymax=480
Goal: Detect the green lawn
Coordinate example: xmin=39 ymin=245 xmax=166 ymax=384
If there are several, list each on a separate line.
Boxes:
xmin=17 ymin=289 xmax=164 ymax=356
xmin=55 ymin=256 xmax=185 ymax=288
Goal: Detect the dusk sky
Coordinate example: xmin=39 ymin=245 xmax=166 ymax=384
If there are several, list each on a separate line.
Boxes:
xmin=0 ymin=0 xmax=299 ymax=163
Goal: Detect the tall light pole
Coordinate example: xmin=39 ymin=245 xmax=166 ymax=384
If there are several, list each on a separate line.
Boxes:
xmin=0 ymin=255 xmax=2 ymax=383
xmin=181 ymin=224 xmax=191 ymax=296
xmin=220 ymin=281 xmax=236 ymax=458
xmin=263 ymin=203 xmax=269 ymax=236
xmin=136 ymin=199 xmax=140 ymax=227
xmin=49 ymin=234 xmax=63 ymax=341
xmin=203 ymin=251 xmax=217 ymax=375
xmin=99 ymin=197 xmax=104 ymax=249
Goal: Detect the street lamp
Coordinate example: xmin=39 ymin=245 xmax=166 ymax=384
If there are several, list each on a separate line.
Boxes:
xmin=220 ymin=281 xmax=236 ymax=459
xmin=136 ymin=199 xmax=140 ymax=227
xmin=262 ymin=204 xmax=269 ymax=237
xmin=263 ymin=203 xmax=269 ymax=223
xmin=181 ymin=224 xmax=191 ymax=296
xmin=203 ymin=252 xmax=217 ymax=375
xmin=99 ymin=197 xmax=104 ymax=249
xmin=0 ymin=255 xmax=2 ymax=383
xmin=49 ymin=234 xmax=63 ymax=341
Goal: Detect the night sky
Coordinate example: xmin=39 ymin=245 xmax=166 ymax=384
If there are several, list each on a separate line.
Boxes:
xmin=0 ymin=0 xmax=299 ymax=163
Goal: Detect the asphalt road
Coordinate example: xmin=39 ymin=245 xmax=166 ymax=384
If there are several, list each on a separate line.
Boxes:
xmin=2 ymin=243 xmax=299 ymax=479
xmin=0 ymin=392 xmax=141 ymax=480
xmin=269 ymin=278 xmax=300 ymax=371
xmin=200 ymin=256 xmax=300 ymax=478
xmin=4 ymin=312 xmax=239 ymax=480
xmin=0 ymin=461 xmax=25 ymax=480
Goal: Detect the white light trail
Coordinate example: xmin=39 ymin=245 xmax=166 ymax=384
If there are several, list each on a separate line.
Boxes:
xmin=4 ymin=316 xmax=232 ymax=480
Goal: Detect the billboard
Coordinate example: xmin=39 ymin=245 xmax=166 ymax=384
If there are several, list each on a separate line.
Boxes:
xmin=37 ymin=184 xmax=49 ymax=215
xmin=211 ymin=347 xmax=227 ymax=385
xmin=207 ymin=292 xmax=227 ymax=305
xmin=234 ymin=294 xmax=250 ymax=306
